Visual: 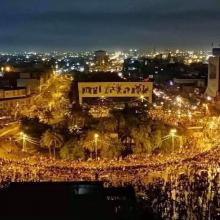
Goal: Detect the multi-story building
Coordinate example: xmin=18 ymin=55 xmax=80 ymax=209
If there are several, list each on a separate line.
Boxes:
xmin=94 ymin=50 xmax=109 ymax=66
xmin=89 ymin=50 xmax=110 ymax=72
xmin=0 ymin=65 xmax=52 ymax=114
xmin=0 ymin=65 xmax=52 ymax=94
xmin=205 ymin=49 xmax=220 ymax=97
xmin=0 ymin=87 xmax=32 ymax=114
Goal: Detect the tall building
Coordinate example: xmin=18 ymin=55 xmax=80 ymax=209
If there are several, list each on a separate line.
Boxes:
xmin=94 ymin=50 xmax=109 ymax=66
xmin=212 ymin=48 xmax=220 ymax=57
xmin=205 ymin=50 xmax=220 ymax=97
xmin=89 ymin=50 xmax=110 ymax=72
xmin=123 ymin=58 xmax=143 ymax=80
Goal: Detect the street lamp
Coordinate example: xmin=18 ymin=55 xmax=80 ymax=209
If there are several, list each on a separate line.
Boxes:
xmin=140 ymin=95 xmax=145 ymax=103
xmin=170 ymin=129 xmax=177 ymax=152
xmin=5 ymin=66 xmax=11 ymax=72
xmin=94 ymin=133 xmax=99 ymax=160
xmin=159 ymin=129 xmax=182 ymax=152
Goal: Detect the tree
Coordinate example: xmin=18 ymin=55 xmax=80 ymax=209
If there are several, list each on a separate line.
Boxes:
xmin=80 ymin=130 xmax=123 ymax=159
xmin=42 ymin=109 xmax=53 ymax=123
xmin=131 ymin=125 xmax=153 ymax=154
xmin=60 ymin=139 xmax=85 ymax=160
xmin=94 ymin=117 xmax=117 ymax=134
xmin=110 ymin=109 xmax=126 ymax=134
xmin=100 ymin=136 xmax=124 ymax=159
xmin=20 ymin=117 xmax=49 ymax=138
xmin=59 ymin=144 xmax=70 ymax=159
xmin=80 ymin=130 xmax=101 ymax=159
xmin=72 ymin=145 xmax=85 ymax=160
xmin=67 ymin=107 xmax=89 ymax=130
xmin=19 ymin=74 xmax=72 ymax=126
xmin=40 ymin=130 xmax=64 ymax=158
xmin=151 ymin=129 xmax=162 ymax=150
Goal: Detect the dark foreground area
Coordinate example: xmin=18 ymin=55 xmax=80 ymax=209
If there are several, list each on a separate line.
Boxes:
xmin=0 ymin=182 xmax=160 ymax=220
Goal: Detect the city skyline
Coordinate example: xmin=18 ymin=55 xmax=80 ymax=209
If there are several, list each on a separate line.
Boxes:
xmin=1 ymin=1 xmax=220 ymax=219
xmin=0 ymin=0 xmax=220 ymax=51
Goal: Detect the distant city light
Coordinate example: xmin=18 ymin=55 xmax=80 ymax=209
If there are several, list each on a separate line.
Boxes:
xmin=169 ymin=81 xmax=174 ymax=86
xmin=5 ymin=66 xmax=11 ymax=72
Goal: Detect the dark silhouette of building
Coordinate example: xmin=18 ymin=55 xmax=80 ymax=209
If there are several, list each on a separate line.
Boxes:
xmin=0 ymin=182 xmax=161 ymax=219
xmin=95 ymin=50 xmax=109 ymax=66
xmin=212 ymin=48 xmax=220 ymax=57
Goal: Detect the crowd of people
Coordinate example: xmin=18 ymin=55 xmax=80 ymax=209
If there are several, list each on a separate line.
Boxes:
xmin=145 ymin=167 xmax=220 ymax=219
xmin=142 ymin=156 xmax=220 ymax=219
xmin=0 ymin=145 xmax=219 ymax=219
xmin=149 ymin=109 xmax=207 ymax=128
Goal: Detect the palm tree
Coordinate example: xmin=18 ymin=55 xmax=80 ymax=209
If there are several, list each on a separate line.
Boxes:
xmin=40 ymin=130 xmax=64 ymax=158
xmin=131 ymin=125 xmax=153 ymax=154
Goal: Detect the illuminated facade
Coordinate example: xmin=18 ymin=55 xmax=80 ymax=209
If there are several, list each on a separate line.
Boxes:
xmin=0 ymin=88 xmax=31 ymax=111
xmin=205 ymin=57 xmax=220 ymax=97
xmin=78 ymin=82 xmax=153 ymax=104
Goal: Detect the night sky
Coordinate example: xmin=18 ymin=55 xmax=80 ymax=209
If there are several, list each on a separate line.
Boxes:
xmin=0 ymin=0 xmax=220 ymax=51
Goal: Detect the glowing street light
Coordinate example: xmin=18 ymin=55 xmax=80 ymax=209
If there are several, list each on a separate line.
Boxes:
xmin=94 ymin=133 xmax=99 ymax=160
xmin=140 ymin=95 xmax=145 ymax=103
xmin=170 ymin=129 xmax=177 ymax=135
xmin=158 ymin=128 xmax=182 ymax=152
xmin=5 ymin=66 xmax=11 ymax=72
xmin=18 ymin=132 xmax=39 ymax=152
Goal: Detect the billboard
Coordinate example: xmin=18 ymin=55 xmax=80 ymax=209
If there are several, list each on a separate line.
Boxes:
xmin=78 ymin=82 xmax=153 ymax=104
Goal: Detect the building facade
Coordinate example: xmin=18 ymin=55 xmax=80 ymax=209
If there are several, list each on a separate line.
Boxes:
xmin=0 ymin=88 xmax=32 ymax=113
xmin=205 ymin=56 xmax=220 ymax=97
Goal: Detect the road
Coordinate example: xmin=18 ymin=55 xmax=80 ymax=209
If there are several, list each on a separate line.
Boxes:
xmin=0 ymin=122 xmax=20 ymax=138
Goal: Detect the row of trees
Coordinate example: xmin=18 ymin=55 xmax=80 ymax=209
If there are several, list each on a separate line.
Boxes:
xmin=20 ymin=104 xmax=178 ymax=160
xmin=18 ymin=74 xmax=72 ymax=125
xmin=38 ymin=129 xmax=123 ymax=160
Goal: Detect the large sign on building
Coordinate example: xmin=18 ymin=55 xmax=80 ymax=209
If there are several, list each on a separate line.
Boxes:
xmin=78 ymin=82 xmax=153 ymax=104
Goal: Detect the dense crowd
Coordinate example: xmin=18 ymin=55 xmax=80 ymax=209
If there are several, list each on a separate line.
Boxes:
xmin=145 ymin=167 xmax=220 ymax=219
xmin=0 ymin=146 xmax=219 ymax=219
xmin=149 ymin=109 xmax=205 ymax=128
xmin=141 ymin=147 xmax=220 ymax=219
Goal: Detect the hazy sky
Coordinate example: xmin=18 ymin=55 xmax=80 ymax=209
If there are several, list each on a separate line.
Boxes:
xmin=0 ymin=0 xmax=220 ymax=51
